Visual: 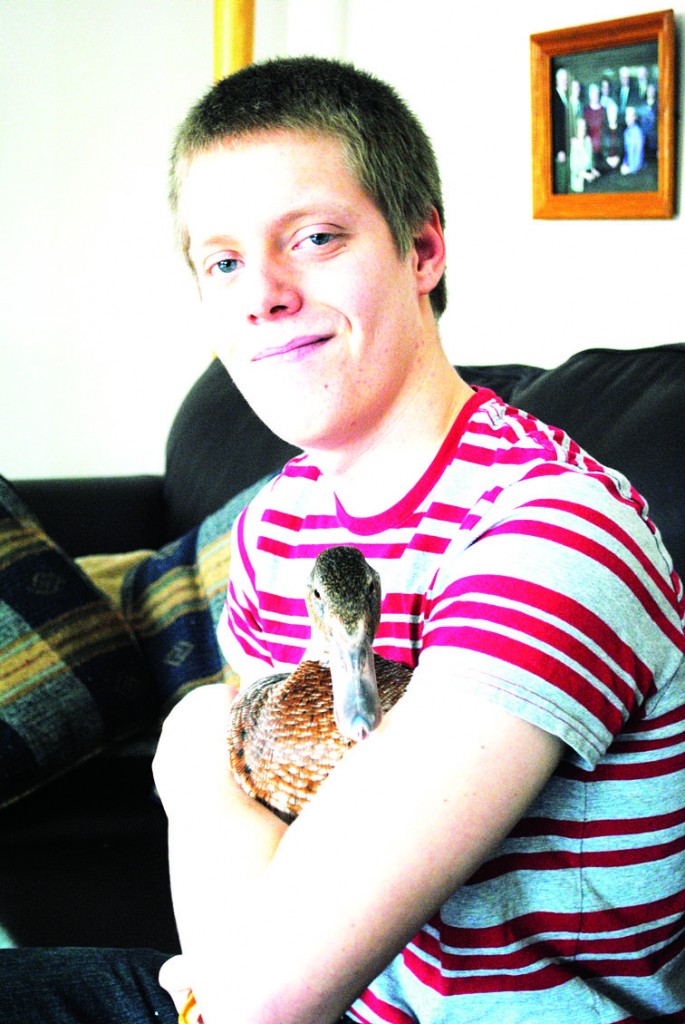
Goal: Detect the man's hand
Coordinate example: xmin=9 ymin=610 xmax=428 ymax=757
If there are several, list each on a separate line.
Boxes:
xmin=159 ymin=955 xmax=202 ymax=1023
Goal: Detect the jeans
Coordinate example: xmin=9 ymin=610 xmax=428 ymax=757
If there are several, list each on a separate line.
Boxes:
xmin=0 ymin=947 xmax=177 ymax=1024
xmin=0 ymin=946 xmax=359 ymax=1022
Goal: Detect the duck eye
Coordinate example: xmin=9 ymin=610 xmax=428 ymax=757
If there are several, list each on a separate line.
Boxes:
xmin=312 ymin=588 xmax=321 ymax=601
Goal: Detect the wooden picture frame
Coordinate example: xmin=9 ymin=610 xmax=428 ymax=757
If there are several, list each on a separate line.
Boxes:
xmin=530 ymin=10 xmax=674 ymax=219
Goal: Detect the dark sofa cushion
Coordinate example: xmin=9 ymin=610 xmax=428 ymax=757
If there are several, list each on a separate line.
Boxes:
xmin=13 ymin=476 xmax=166 ymax=558
xmin=458 ymin=344 xmax=685 ymax=584
xmin=164 ymin=359 xmax=299 ymax=542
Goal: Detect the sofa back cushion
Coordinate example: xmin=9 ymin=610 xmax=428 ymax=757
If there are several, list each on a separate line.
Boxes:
xmin=458 ymin=344 xmax=685 ymax=584
xmin=164 ymin=360 xmax=299 ymax=542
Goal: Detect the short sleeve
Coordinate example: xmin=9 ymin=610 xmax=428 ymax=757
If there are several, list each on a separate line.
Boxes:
xmin=415 ymin=464 xmax=684 ymax=767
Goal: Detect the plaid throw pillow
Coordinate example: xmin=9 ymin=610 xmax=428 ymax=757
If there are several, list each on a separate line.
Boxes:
xmin=0 ymin=476 xmax=157 ymax=808
xmin=121 ymin=475 xmax=272 ymax=712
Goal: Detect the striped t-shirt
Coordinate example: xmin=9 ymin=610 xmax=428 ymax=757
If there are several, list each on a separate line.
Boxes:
xmin=218 ymin=388 xmax=685 ymax=1023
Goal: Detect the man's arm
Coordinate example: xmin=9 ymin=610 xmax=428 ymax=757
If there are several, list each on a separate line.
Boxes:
xmin=154 ymin=675 xmax=564 ymax=1024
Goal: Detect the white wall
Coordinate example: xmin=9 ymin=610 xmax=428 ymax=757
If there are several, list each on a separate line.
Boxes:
xmin=0 ymin=1 xmax=214 ymax=480
xmin=268 ymin=0 xmax=685 ymax=366
xmin=1 ymin=0 xmax=683 ymax=480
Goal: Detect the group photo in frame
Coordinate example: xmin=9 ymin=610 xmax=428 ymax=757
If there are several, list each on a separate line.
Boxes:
xmin=530 ymin=10 xmax=674 ymax=219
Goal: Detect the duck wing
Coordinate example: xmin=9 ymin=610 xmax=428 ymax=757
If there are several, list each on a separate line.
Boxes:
xmin=228 ymin=656 xmax=412 ymax=821
xmin=229 ymin=663 xmax=353 ymax=821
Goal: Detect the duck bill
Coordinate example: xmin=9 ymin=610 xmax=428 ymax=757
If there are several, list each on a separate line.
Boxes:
xmin=329 ymin=633 xmax=382 ymax=742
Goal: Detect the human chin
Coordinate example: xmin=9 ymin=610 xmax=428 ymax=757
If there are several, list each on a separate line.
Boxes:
xmin=230 ymin=367 xmax=338 ymax=450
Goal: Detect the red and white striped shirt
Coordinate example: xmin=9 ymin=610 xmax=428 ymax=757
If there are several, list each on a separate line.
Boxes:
xmin=219 ymin=388 xmax=685 ymax=1022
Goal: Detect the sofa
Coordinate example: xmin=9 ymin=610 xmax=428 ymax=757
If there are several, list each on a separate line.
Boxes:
xmin=1 ymin=343 xmax=683 ymax=954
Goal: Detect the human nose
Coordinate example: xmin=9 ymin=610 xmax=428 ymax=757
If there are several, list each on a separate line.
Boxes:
xmin=245 ymin=259 xmax=303 ymax=323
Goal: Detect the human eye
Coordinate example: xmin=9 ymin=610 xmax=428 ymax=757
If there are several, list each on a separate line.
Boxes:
xmin=208 ymin=256 xmax=240 ymax=277
xmin=307 ymin=231 xmax=336 ymax=247
xmin=293 ymin=228 xmax=343 ymax=253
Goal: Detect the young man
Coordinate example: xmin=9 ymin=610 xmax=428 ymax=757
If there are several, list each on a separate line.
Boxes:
xmin=152 ymin=57 xmax=685 ymax=1024
xmin=2 ymin=57 xmax=685 ymax=1024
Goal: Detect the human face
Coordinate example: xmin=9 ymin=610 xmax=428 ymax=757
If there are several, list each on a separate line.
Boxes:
xmin=179 ymin=132 xmax=440 ymax=457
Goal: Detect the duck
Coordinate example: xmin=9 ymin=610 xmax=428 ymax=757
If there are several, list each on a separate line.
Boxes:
xmin=228 ymin=545 xmax=413 ymax=821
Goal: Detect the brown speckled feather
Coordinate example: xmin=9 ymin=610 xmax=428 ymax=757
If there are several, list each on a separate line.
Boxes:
xmin=229 ymin=655 xmax=411 ymax=821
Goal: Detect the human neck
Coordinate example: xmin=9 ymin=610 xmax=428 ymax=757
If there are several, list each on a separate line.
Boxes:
xmin=311 ymin=350 xmax=473 ymax=518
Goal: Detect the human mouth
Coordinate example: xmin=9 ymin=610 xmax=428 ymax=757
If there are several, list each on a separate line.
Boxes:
xmin=251 ymin=335 xmax=333 ymax=362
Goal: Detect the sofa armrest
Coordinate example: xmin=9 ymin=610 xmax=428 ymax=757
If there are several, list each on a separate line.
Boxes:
xmin=13 ymin=475 xmax=166 ymax=558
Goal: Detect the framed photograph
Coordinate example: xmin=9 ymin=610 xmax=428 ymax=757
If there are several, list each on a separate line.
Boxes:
xmin=530 ymin=10 xmax=674 ymax=219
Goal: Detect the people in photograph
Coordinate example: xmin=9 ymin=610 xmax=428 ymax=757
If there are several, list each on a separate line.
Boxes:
xmin=599 ymin=77 xmax=619 ymax=129
xmin=552 ymin=66 xmax=570 ymax=193
xmin=600 ymin=76 xmax=615 ymax=106
xmin=617 ymin=66 xmax=639 ymax=122
xmin=621 ymin=105 xmax=645 ymax=175
xmin=582 ymin=82 xmax=608 ymax=159
xmin=568 ymin=77 xmax=583 ymax=136
xmin=569 ymin=117 xmax=600 ymax=192
xmin=602 ymin=102 xmax=623 ymax=171
xmin=638 ymin=81 xmax=658 ymax=160
xmin=636 ymin=65 xmax=650 ymax=102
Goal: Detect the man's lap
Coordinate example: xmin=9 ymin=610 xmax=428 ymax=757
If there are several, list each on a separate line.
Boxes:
xmin=0 ymin=946 xmax=177 ymax=1024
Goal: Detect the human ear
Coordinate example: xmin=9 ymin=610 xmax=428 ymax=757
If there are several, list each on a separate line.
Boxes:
xmin=413 ymin=207 xmax=446 ymax=296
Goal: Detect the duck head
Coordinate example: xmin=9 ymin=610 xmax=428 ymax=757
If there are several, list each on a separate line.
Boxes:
xmin=306 ymin=546 xmax=382 ymax=742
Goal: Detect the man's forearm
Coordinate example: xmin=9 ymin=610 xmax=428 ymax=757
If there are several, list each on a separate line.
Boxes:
xmin=155 ymin=677 xmax=563 ymax=1024
xmin=154 ymin=685 xmax=289 ymax=1021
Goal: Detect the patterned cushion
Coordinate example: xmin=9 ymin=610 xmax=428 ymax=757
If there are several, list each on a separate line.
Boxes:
xmin=121 ymin=476 xmax=271 ymax=712
xmin=0 ymin=476 xmax=157 ymax=808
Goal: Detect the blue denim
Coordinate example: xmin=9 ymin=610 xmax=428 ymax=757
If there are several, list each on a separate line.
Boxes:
xmin=0 ymin=947 xmax=177 ymax=1023
xmin=0 ymin=946 xmax=360 ymax=1022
